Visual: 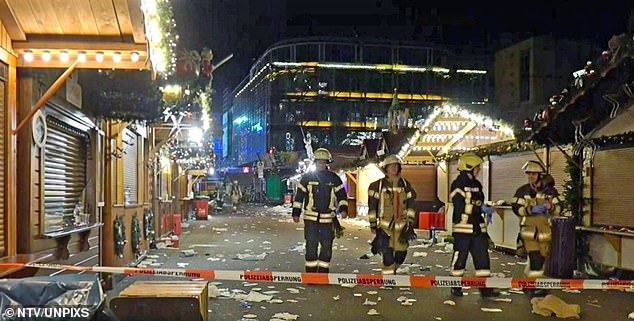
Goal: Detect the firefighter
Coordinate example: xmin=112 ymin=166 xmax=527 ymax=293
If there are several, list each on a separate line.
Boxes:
xmin=292 ymin=148 xmax=348 ymax=273
xmin=449 ymin=154 xmax=499 ymax=297
xmin=512 ymin=160 xmax=562 ymax=297
xmin=368 ymin=155 xmax=417 ymax=275
xmin=230 ymin=180 xmax=242 ymax=212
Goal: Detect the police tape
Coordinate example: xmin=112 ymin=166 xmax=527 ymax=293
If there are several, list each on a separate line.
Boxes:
xmin=1 ymin=262 xmax=633 ymax=290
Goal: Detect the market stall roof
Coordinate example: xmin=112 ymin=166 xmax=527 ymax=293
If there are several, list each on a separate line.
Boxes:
xmin=399 ymin=104 xmax=515 ymax=160
xmin=529 ymin=34 xmax=634 ymax=146
xmin=0 ymin=0 xmax=173 ymax=73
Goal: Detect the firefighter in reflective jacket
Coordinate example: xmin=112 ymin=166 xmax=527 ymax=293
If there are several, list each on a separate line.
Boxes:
xmin=292 ymin=148 xmax=348 ymax=273
xmin=368 ymin=155 xmax=417 ymax=275
xmin=449 ymin=154 xmax=499 ymax=297
xmin=230 ymin=180 xmax=242 ymax=212
xmin=512 ymin=161 xmax=561 ymax=293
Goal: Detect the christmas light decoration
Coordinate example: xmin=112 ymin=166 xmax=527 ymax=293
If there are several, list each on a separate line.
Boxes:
xmin=141 ymin=0 xmax=178 ymax=77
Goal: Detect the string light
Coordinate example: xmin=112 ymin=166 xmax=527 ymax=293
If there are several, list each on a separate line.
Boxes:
xmin=41 ymin=51 xmax=51 ymax=62
xmin=130 ymin=52 xmax=140 ymax=62
xmin=96 ymin=52 xmax=104 ymax=63
xmin=78 ymin=51 xmax=87 ymax=63
xmin=113 ymin=52 xmax=122 ymax=63
xmin=23 ymin=51 xmax=34 ymax=62
xmin=60 ymin=51 xmax=69 ymax=63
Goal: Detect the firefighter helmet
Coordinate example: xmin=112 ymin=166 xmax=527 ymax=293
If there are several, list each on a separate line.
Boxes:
xmin=522 ymin=160 xmax=545 ymax=174
xmin=313 ymin=148 xmax=332 ymax=163
xmin=457 ymin=154 xmax=483 ymax=172
xmin=383 ymin=154 xmax=403 ymax=167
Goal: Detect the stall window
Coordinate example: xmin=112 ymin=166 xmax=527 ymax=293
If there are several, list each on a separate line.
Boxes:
xmin=43 ymin=117 xmax=88 ymax=233
xmin=490 ymin=151 xmax=542 ymax=202
xmin=593 ymin=148 xmax=634 ymax=228
xmin=122 ymin=128 xmax=139 ymax=204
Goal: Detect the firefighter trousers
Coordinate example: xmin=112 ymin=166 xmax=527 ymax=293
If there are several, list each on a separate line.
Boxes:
xmin=450 ymin=233 xmax=491 ymax=277
xmin=375 ymin=229 xmax=407 ymax=274
xmin=520 ymin=215 xmax=551 ymax=278
xmin=304 ymin=221 xmax=334 ymax=273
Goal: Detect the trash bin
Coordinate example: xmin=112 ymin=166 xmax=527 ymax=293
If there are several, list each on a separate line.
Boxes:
xmin=548 ymin=217 xmax=576 ymax=278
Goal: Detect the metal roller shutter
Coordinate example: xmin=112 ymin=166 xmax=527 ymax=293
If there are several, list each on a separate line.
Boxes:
xmin=490 ymin=151 xmax=543 ymax=203
xmin=0 ymin=71 xmax=6 ymax=256
xmin=593 ymin=148 xmax=634 ymax=228
xmin=44 ymin=117 xmax=88 ymax=232
xmin=122 ymin=129 xmax=138 ymax=204
xmin=548 ymin=148 xmax=570 ymax=194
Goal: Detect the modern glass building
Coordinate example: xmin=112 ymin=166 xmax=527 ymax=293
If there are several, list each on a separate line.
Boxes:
xmin=224 ymin=37 xmax=491 ymax=166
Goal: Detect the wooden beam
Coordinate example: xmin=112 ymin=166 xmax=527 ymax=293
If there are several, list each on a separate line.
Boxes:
xmin=13 ymin=60 xmax=79 ymax=135
xmin=0 ymin=0 xmax=26 ymax=41
xmin=6 ymin=62 xmax=17 ymax=256
xmin=126 ymin=0 xmax=146 ymax=44
xmin=439 ymin=121 xmax=477 ymax=154
xmin=13 ymin=41 xmax=147 ymax=51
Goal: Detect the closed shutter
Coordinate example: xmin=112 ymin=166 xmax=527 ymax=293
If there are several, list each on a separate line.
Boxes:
xmin=548 ymin=148 xmax=570 ymax=194
xmin=122 ymin=129 xmax=138 ymax=204
xmin=44 ymin=117 xmax=88 ymax=232
xmin=0 ymin=73 xmax=6 ymax=256
xmin=490 ymin=151 xmax=543 ymax=202
xmin=593 ymin=148 xmax=634 ymax=228
xmin=402 ymin=164 xmax=436 ymax=201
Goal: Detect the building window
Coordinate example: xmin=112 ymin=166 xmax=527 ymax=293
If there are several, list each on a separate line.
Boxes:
xmin=519 ymin=49 xmax=530 ymax=102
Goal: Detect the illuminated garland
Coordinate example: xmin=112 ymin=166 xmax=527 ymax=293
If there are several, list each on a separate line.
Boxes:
xmin=593 ymin=131 xmax=634 ymax=147
xmin=433 ymin=141 xmax=538 ymax=162
xmin=141 ymin=0 xmax=178 ymax=77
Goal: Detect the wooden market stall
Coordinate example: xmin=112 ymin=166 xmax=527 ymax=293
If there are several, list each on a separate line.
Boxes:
xmin=529 ymin=33 xmax=634 ymax=272
xmin=0 ymin=0 xmax=161 ymax=277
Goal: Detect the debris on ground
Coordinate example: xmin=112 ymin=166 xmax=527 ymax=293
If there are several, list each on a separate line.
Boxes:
xmin=269 ymin=299 xmax=283 ymax=304
xmin=367 ymin=309 xmax=380 ymax=316
xmin=531 ymin=295 xmax=581 ymax=319
xmin=354 ymin=293 xmax=363 ymax=297
xmin=366 ymin=291 xmax=378 ymax=295
xmin=286 ymin=288 xmax=300 ymax=294
xmin=271 ymin=312 xmax=299 ymax=320
xmin=363 ymin=299 xmax=377 ymax=306
xmin=189 ymin=244 xmax=219 ymax=248
xmin=286 ymin=299 xmax=298 ymax=303
xmin=180 ymin=249 xmax=197 ymax=257
xmin=241 ymin=291 xmax=273 ymax=303
xmin=481 ymin=308 xmax=503 ymax=313
xmin=289 ymin=243 xmax=306 ymax=253
xmin=563 ymin=289 xmax=581 ymax=294
xmin=413 ymin=252 xmax=428 ymax=257
xmin=492 ymin=298 xmax=512 ymax=303
xmin=263 ymin=291 xmax=279 ymax=295
xmin=212 ymin=227 xmax=228 ymax=232
xmin=208 ymin=285 xmax=220 ymax=298
xmin=509 ymin=289 xmax=525 ymax=295
xmin=236 ymin=253 xmax=267 ymax=261
xmin=207 ymin=257 xmax=222 ymax=261
xmin=243 ymin=314 xmax=257 ymax=319
xmin=628 ymin=311 xmax=634 ymax=319
xmin=396 ymin=265 xmax=410 ymax=274
xmin=333 ymin=295 xmax=340 ymax=301
xmin=341 ymin=284 xmax=356 ymax=288
xmin=443 ymin=300 xmax=456 ymax=306
xmin=359 ymin=254 xmax=374 ymax=259
xmin=243 ymin=283 xmax=258 ymax=287
xmin=176 ymin=262 xmax=189 ymax=268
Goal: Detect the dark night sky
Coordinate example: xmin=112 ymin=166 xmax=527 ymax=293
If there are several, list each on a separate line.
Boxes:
xmin=173 ymin=0 xmax=634 ymax=100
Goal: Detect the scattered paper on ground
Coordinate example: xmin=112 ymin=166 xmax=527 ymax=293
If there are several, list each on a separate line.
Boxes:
xmin=271 ymin=312 xmax=299 ymax=320
xmin=363 ymin=299 xmax=377 ymax=306
xmin=236 ymin=253 xmax=267 ymax=261
xmin=367 ymin=309 xmax=380 ymax=316
xmin=212 ymin=227 xmax=228 ymax=232
xmin=286 ymin=288 xmax=300 ymax=294
xmin=208 ymin=285 xmax=220 ymax=298
xmin=269 ymin=299 xmax=283 ymax=304
xmin=354 ymin=293 xmax=363 ymax=297
xmin=263 ymin=291 xmax=280 ymax=295
xmin=243 ymin=314 xmax=257 ymax=319
xmin=189 ymin=244 xmax=218 ymax=248
xmin=481 ymin=308 xmax=503 ymax=313
xmin=176 ymin=262 xmax=189 ymax=268
xmin=413 ymin=252 xmax=428 ymax=257
xmin=367 ymin=291 xmax=378 ymax=295
xmin=563 ymin=289 xmax=581 ymax=294
xmin=333 ymin=295 xmax=340 ymax=301
xmin=493 ymin=298 xmax=512 ymax=303
xmin=341 ymin=284 xmax=356 ymax=288
xmin=443 ymin=300 xmax=456 ymax=306
xmin=628 ymin=311 xmax=634 ymax=320
xmin=531 ymin=295 xmax=581 ymax=319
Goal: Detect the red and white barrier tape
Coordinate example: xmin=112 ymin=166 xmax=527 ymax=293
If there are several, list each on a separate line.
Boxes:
xmin=1 ymin=263 xmax=632 ymax=290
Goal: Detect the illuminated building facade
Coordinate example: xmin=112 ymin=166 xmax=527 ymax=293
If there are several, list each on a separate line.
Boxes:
xmin=224 ymin=37 xmax=491 ymax=166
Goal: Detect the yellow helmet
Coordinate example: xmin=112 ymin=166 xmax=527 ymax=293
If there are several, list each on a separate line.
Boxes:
xmin=383 ymin=154 xmax=403 ymax=167
xmin=457 ymin=154 xmax=483 ymax=172
xmin=522 ymin=160 xmax=545 ymax=173
xmin=313 ymin=148 xmax=332 ymax=163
